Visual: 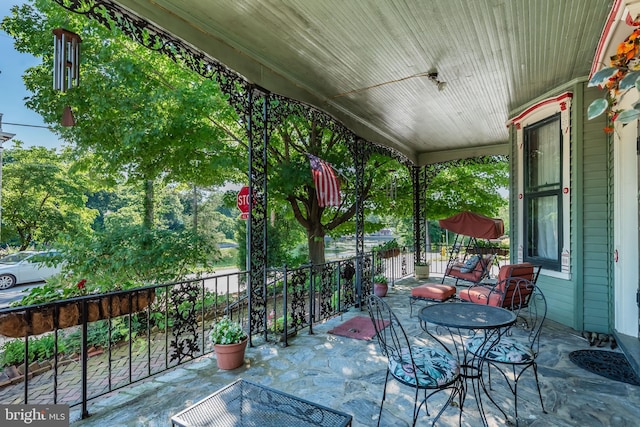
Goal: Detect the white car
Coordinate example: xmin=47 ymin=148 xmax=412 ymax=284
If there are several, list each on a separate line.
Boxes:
xmin=0 ymin=251 xmax=62 ymax=290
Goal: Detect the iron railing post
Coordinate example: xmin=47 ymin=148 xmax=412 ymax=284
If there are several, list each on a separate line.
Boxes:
xmin=282 ymin=264 xmax=289 ymax=347
xmin=81 ymin=299 xmax=89 ymax=419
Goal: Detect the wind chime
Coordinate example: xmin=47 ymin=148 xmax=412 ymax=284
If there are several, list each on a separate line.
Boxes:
xmin=53 ymin=28 xmax=81 ymax=126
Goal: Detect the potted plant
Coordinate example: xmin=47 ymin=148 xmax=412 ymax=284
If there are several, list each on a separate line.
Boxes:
xmin=376 ymin=239 xmax=401 ymax=258
xmin=210 ymin=316 xmax=248 ymax=370
xmin=414 ymin=261 xmax=430 ymax=279
xmin=373 ymin=274 xmax=388 ymax=297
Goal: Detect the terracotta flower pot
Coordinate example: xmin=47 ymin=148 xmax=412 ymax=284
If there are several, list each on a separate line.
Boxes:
xmin=374 ymin=282 xmax=388 ymax=297
xmin=214 ymin=338 xmax=248 ymax=370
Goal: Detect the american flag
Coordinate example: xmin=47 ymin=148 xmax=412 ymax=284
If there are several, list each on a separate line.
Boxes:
xmin=307 ymin=154 xmax=341 ymax=207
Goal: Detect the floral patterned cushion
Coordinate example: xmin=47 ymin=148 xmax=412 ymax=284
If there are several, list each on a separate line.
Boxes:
xmin=389 ymin=346 xmax=460 ymax=387
xmin=466 ymin=336 xmax=534 ymax=363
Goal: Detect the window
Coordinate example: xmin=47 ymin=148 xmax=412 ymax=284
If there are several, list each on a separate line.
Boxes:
xmin=523 ymin=114 xmax=562 ymax=270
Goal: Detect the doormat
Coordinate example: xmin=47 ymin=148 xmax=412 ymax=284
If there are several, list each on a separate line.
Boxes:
xmin=569 ymin=350 xmax=640 ymax=386
xmin=328 ymin=316 xmax=389 ymax=341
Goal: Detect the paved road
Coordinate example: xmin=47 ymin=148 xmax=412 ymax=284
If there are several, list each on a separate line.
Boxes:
xmin=0 ymin=282 xmax=43 ymax=309
xmin=202 ymin=268 xmax=242 ymax=295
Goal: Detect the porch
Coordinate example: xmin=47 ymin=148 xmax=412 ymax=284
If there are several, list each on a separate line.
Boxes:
xmin=65 ymin=275 xmax=639 ymax=427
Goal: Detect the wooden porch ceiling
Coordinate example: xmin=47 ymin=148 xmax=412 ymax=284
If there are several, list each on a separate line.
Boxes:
xmin=113 ymin=0 xmax=613 ymax=165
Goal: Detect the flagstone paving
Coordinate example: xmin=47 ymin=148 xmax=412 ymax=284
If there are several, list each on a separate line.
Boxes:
xmin=4 ymin=275 xmax=640 ymax=426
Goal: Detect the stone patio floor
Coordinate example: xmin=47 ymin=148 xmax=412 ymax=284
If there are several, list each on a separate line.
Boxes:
xmin=13 ymin=275 xmax=640 ymax=426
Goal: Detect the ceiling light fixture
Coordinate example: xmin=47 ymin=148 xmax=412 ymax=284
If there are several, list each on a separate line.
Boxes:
xmin=427 ymin=70 xmax=447 ymax=92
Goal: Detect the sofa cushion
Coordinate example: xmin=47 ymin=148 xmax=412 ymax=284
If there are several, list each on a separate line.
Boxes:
xmin=458 ymin=286 xmax=502 ymax=306
xmin=411 ymin=283 xmax=457 ymax=301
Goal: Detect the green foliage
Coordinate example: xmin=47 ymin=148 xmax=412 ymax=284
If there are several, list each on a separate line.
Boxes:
xmin=2 ymin=1 xmax=245 ymax=232
xmin=236 ymin=213 xmax=307 ymax=269
xmin=0 ymin=143 xmax=97 ymax=249
xmin=0 ymin=315 xmax=152 ymax=369
xmin=57 ymin=223 xmax=219 ymax=286
xmin=210 ymin=316 xmax=247 ymax=345
xmin=213 ymin=247 xmax=238 ymax=269
xmin=426 ymin=160 xmax=508 ymax=220
xmin=11 ymin=222 xmax=219 ymax=306
xmin=587 ymin=29 xmax=640 ymax=125
xmin=0 ymin=334 xmax=67 ymax=368
xmin=373 ymin=274 xmax=388 ymax=285
xmin=10 ymin=280 xmax=64 ymax=306
xmin=375 ymin=239 xmax=400 ymax=251
xmin=0 ymin=339 xmax=30 ymax=367
xmin=269 ymin=314 xmax=293 ymax=333
xmin=0 ymin=2 xmax=511 ymax=270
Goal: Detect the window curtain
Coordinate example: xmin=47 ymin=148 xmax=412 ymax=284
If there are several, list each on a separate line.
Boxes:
xmin=532 ymin=196 xmax=558 ymax=259
xmin=529 ymin=121 xmax=560 ymax=260
xmin=531 ymin=123 xmax=560 ymax=189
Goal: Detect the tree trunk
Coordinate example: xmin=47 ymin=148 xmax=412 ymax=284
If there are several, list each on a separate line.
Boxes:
xmin=307 ymin=226 xmax=325 ymax=266
xmin=143 ymin=179 xmax=154 ymax=229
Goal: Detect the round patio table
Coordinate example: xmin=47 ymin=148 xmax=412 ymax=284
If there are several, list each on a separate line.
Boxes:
xmin=419 ymin=302 xmax=516 ymax=426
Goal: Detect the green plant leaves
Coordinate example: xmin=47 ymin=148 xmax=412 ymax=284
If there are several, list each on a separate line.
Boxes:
xmin=587 ymin=98 xmax=608 ymax=119
xmin=210 ymin=316 xmax=247 ymax=344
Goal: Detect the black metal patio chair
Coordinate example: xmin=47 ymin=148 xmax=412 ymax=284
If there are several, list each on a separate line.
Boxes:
xmin=366 ymin=294 xmax=464 ymax=426
xmin=465 ymin=280 xmax=547 ymax=425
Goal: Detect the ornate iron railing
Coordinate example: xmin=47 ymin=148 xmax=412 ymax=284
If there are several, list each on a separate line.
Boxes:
xmin=0 ymin=252 xmax=415 ymax=418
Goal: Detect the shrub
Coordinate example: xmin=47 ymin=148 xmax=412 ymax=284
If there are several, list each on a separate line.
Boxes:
xmin=210 ymin=316 xmax=247 ymax=345
xmin=373 ymin=274 xmax=388 ymax=285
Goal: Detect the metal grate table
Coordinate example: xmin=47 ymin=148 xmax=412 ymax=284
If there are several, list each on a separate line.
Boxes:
xmin=171 ymin=379 xmax=352 ymax=427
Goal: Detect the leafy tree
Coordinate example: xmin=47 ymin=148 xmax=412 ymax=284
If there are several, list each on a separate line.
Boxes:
xmin=263 ymin=116 xmax=403 ymax=265
xmin=425 ymin=160 xmax=508 ymax=219
xmin=56 ymin=224 xmax=219 ymax=287
xmin=2 ymin=1 xmax=243 ymax=230
xmin=187 ymin=190 xmax=237 ymax=241
xmin=235 ymin=208 xmax=308 ymax=269
xmin=2 ymin=1 xmax=509 ymax=269
xmin=1 ymin=142 xmax=97 ymax=249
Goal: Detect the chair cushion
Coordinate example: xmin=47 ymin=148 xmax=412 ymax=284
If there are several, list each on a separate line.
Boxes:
xmin=446 ymin=254 xmax=494 ymax=283
xmin=495 ymin=263 xmax=534 ymax=293
xmin=389 ymin=346 xmax=460 ymax=387
xmin=458 ymin=286 xmax=502 ymax=306
xmin=466 ymin=336 xmax=534 ymax=363
xmin=411 ymin=284 xmax=457 ymax=301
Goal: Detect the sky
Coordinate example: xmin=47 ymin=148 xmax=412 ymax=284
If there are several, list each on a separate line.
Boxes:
xmin=0 ymin=1 xmax=63 ymax=150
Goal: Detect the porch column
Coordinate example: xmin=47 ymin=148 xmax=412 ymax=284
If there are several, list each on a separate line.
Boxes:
xmin=246 ymin=86 xmax=269 ymax=344
xmin=352 ymin=138 xmax=367 ymax=307
xmin=412 ymin=165 xmax=427 ymax=263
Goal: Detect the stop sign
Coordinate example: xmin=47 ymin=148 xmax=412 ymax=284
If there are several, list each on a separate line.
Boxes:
xmin=237 ymin=186 xmax=250 ymax=220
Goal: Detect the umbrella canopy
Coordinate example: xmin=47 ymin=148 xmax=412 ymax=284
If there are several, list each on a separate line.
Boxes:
xmin=438 ymin=212 xmax=504 ymax=240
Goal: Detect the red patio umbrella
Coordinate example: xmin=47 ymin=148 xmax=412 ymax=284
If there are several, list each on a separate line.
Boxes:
xmin=438 ymin=211 xmax=504 ymax=239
